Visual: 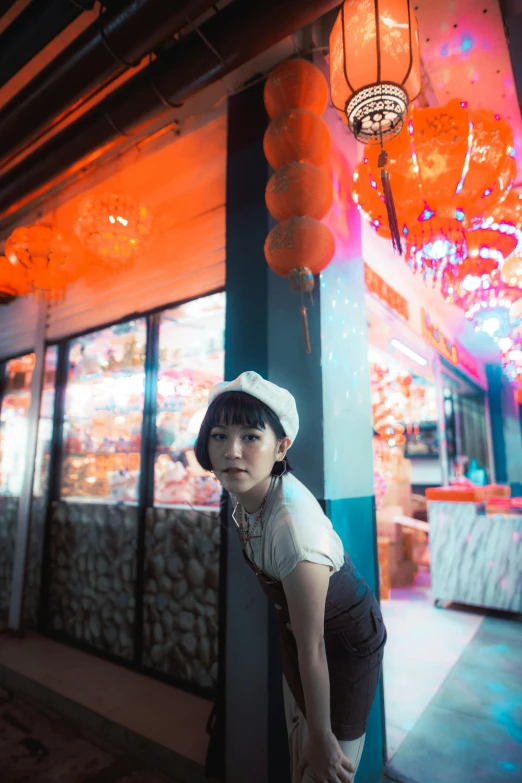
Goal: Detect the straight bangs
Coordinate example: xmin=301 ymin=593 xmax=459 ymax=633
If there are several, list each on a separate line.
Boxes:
xmin=207 ymin=391 xmax=274 ymax=432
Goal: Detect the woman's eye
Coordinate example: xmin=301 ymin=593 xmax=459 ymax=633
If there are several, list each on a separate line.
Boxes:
xmin=211 ymin=433 xmax=226 ymax=441
xmin=244 ymin=434 xmax=260 ymax=442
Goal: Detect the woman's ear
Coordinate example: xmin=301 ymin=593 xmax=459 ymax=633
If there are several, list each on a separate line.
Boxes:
xmin=277 ymin=437 xmax=292 ymax=460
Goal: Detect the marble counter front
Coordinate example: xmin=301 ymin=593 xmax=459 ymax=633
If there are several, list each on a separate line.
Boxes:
xmin=429 ymin=501 xmax=522 ymax=614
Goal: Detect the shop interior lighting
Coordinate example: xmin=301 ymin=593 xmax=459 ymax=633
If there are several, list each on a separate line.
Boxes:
xmin=390 ymin=339 xmax=427 ymax=366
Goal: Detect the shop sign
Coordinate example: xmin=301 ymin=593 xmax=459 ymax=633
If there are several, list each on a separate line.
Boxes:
xmin=364 ymin=263 xmax=409 ymax=321
xmin=421 ymin=309 xmax=481 ymax=381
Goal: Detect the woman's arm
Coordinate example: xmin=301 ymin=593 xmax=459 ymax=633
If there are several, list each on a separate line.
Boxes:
xmin=282 ymin=561 xmax=332 ymax=739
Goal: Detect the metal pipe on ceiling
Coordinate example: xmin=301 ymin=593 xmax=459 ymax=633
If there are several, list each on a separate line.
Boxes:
xmin=0 ymin=0 xmax=20 ymax=21
xmin=0 ymin=0 xmax=96 ymax=92
xmin=0 ymin=0 xmax=341 ymax=227
xmin=0 ymin=0 xmax=219 ymax=169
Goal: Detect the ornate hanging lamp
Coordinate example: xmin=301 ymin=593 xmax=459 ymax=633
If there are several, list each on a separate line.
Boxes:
xmin=352 ymin=99 xmax=517 ymax=277
xmin=75 ymin=192 xmax=152 ymax=269
xmin=0 ymin=255 xmax=30 ymax=305
xmin=329 ymin=0 xmax=422 ymax=252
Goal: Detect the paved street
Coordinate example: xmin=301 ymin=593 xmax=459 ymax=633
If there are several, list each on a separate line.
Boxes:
xmin=0 ymin=687 xmax=174 ymax=783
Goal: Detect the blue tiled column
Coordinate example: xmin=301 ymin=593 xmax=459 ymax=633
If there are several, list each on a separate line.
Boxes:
xmin=319 ymin=125 xmax=386 ymax=783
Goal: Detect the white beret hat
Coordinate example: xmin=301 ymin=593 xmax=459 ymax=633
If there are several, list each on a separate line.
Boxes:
xmin=207 ymin=371 xmax=299 ymax=443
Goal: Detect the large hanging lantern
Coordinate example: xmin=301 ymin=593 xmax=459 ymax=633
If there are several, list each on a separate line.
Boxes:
xmin=329 ymin=0 xmax=421 ymax=144
xmin=75 ymin=192 xmax=152 ymax=268
xmin=5 ymin=224 xmax=84 ymax=299
xmin=0 ymin=255 xmax=30 ymax=304
xmin=329 ymin=0 xmax=422 ymax=253
xmin=353 ymin=100 xmax=517 ymax=276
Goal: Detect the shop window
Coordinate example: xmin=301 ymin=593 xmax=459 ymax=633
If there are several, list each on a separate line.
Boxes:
xmin=0 ymin=352 xmax=35 ymax=619
xmin=142 ymin=292 xmax=225 ymax=690
xmin=24 ymin=346 xmax=58 ymax=627
xmin=61 ymin=320 xmax=147 ymax=503
xmin=154 ymin=292 xmax=225 ymax=508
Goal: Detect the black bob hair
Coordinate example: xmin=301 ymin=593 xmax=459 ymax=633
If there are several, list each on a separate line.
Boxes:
xmin=195 ymin=391 xmax=293 ymax=475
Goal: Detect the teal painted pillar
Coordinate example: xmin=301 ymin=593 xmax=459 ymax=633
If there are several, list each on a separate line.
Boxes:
xmin=224 ymin=79 xmax=385 ymax=782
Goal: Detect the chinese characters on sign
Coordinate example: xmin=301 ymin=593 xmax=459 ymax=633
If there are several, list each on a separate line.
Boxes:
xmin=421 ymin=309 xmax=481 ymax=381
xmin=364 ymin=264 xmax=409 ymax=321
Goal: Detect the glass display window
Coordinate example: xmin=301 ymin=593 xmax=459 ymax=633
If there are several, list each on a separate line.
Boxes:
xmin=61 ymin=319 xmax=147 ymax=503
xmin=154 ymin=292 xmax=225 ymax=508
xmin=0 ymin=352 xmax=35 ymax=496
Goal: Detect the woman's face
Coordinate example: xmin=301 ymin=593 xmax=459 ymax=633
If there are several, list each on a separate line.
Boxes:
xmin=208 ymin=422 xmax=289 ymax=499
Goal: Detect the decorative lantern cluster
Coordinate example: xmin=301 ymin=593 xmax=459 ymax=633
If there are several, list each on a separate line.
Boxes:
xmin=4 ymin=224 xmax=85 ymax=300
xmin=352 ymin=99 xmax=517 ymax=275
xmin=75 ymin=192 xmax=152 ymax=269
xmin=263 ymin=59 xmax=335 ymax=353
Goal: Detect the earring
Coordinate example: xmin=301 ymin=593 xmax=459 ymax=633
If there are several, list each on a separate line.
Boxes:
xmin=274 ymin=459 xmax=287 ymax=478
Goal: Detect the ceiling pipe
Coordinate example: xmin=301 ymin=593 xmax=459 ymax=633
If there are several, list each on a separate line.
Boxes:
xmin=0 ymin=0 xmax=20 ymax=21
xmin=0 ymin=0 xmax=342 ymax=228
xmin=0 ymin=0 xmax=219 ymax=168
xmin=0 ymin=0 xmax=96 ymax=92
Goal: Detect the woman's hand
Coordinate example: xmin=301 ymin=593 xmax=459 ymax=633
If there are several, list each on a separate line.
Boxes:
xmin=296 ymin=731 xmax=355 ymax=782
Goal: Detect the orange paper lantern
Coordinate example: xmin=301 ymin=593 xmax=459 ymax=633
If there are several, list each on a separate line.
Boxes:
xmin=518 ymin=386 xmax=522 ymax=406
xmin=263 ymin=109 xmax=331 ymax=169
xmin=0 ymin=255 xmax=30 ymax=304
xmin=265 ymin=162 xmax=333 ymax=222
xmin=5 ymin=224 xmax=84 ymax=299
xmin=264 ymin=59 xmax=329 ymax=119
xmin=329 ymin=0 xmax=421 ymax=143
xmin=264 ymin=216 xmax=335 ymax=278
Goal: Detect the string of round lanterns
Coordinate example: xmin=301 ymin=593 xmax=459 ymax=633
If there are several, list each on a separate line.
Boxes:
xmin=263 ymin=58 xmax=335 ymax=354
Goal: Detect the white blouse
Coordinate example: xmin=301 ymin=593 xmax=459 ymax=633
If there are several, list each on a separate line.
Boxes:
xmin=232 ymin=473 xmax=345 ymax=582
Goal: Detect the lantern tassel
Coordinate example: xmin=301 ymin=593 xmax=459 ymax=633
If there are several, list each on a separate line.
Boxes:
xmin=301 ymin=304 xmax=312 ymax=354
xmin=378 ymin=149 xmax=403 ymax=256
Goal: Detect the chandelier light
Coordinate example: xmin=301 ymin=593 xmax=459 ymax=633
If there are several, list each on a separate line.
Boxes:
xmin=458 ymin=274 xmax=522 ymax=339
xmin=75 ymin=192 xmax=152 ymax=268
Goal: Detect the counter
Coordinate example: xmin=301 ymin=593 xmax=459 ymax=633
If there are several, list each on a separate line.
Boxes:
xmin=429 ymin=500 xmax=522 ymax=614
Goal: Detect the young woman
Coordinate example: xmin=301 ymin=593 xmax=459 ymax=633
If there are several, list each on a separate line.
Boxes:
xmin=196 ymin=371 xmax=386 ymax=783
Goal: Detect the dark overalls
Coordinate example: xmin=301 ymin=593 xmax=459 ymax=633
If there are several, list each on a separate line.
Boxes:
xmin=241 ymin=547 xmax=386 ymax=741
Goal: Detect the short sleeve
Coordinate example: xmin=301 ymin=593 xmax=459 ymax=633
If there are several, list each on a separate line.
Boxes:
xmin=271 ymin=518 xmax=338 ymax=581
